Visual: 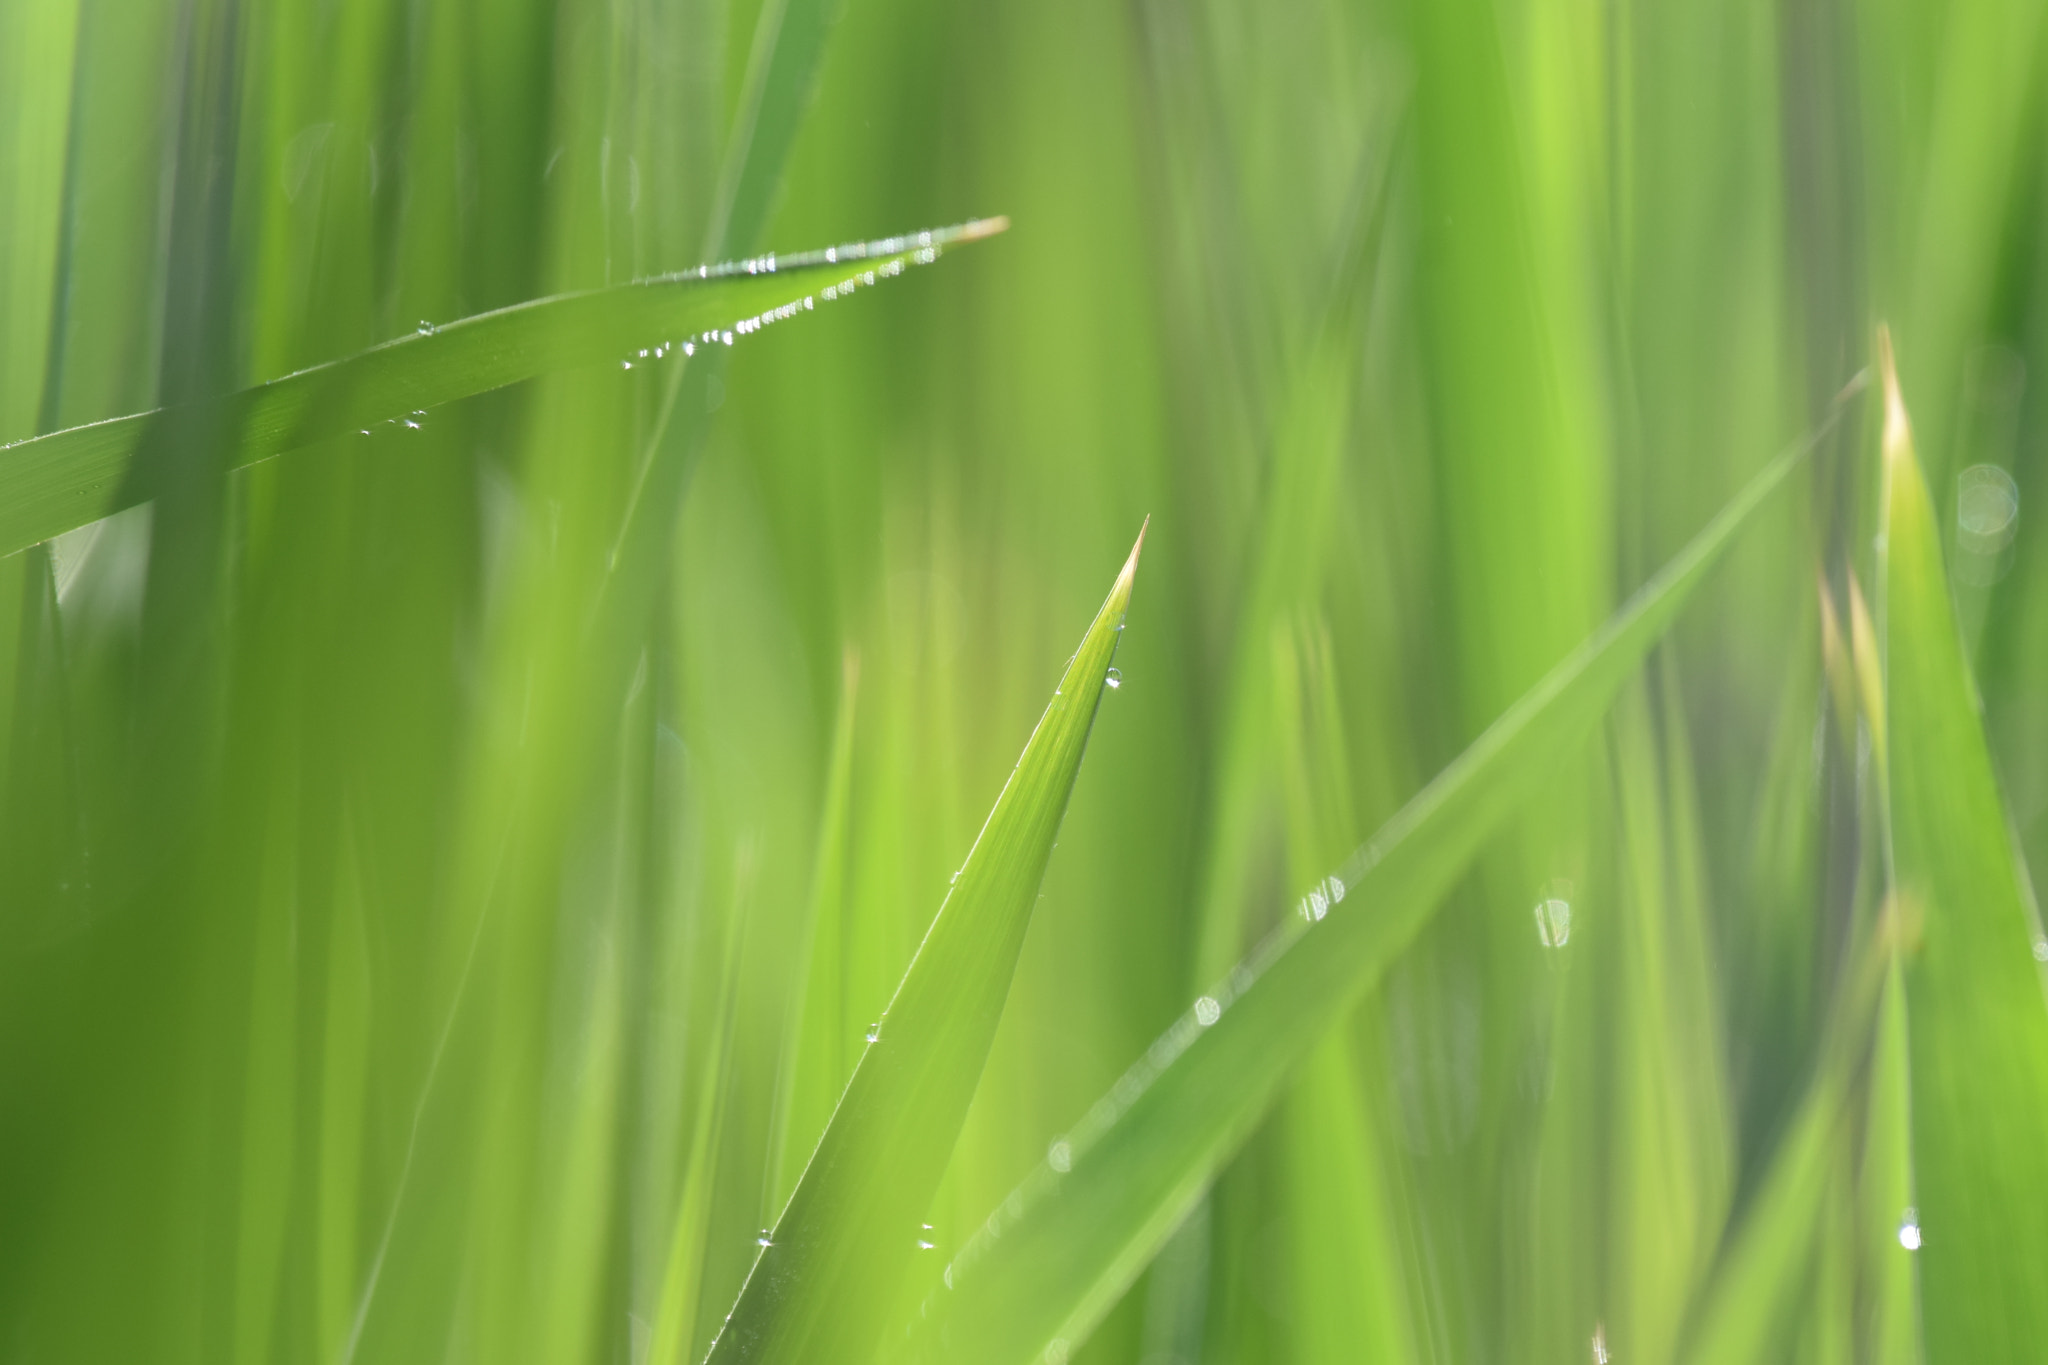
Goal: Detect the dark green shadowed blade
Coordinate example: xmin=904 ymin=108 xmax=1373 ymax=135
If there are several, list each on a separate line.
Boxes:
xmin=892 ymin=386 xmax=1863 ymax=1365
xmin=0 ymin=218 xmax=1005 ymax=559
xmin=1879 ymin=330 xmax=2048 ymax=1360
xmin=704 ymin=524 xmax=1148 ymax=1365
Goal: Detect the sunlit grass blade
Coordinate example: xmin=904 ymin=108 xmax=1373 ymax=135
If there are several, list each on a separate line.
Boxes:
xmin=0 ymin=219 xmax=1006 ymax=559
xmin=703 ymin=524 xmax=1148 ymax=1365
xmin=1878 ymin=329 xmax=2048 ymax=1360
xmin=892 ymin=389 xmax=1862 ymax=1365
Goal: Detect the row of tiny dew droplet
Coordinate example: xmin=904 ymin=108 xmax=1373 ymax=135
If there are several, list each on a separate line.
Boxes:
xmin=924 ymin=871 xmax=1349 ymax=1311
xmin=405 ymin=229 xmax=950 ymax=379
xmin=623 ymin=239 xmax=942 ymax=369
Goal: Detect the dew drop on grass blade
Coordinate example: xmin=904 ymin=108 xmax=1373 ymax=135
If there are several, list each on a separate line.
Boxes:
xmin=703 ymin=523 xmax=1147 ymax=1365
xmin=890 ymin=383 xmax=1865 ymax=1365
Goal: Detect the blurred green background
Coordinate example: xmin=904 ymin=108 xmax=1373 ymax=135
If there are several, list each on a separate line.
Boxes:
xmin=2 ymin=0 xmax=2047 ymax=1361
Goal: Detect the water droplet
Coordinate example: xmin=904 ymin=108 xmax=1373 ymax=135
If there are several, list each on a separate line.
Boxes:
xmin=1899 ymin=1208 xmax=1921 ymax=1250
xmin=639 ymin=348 xmax=649 ymax=358
xmin=1958 ymin=464 xmax=2020 ymax=548
xmin=403 ymin=419 xmax=421 ymax=430
xmin=917 ymin=1239 xmax=936 ymax=1250
xmin=1047 ymin=1139 xmax=1072 ymax=1173
xmin=866 ymin=1023 xmax=880 ymax=1044
xmin=1592 ymin=1323 xmax=1610 ymax=1365
xmin=415 ymin=320 xmax=435 ymax=335
xmin=1045 ymin=1337 xmax=1069 ymax=1365
xmin=1105 ymin=668 xmax=1122 ymax=690
xmin=621 ymin=360 xmax=633 ymax=370
xmin=1194 ymin=996 xmax=1221 ymax=1027
xmin=1534 ymin=882 xmax=1574 ymax=948
xmin=2035 ymin=940 xmax=2048 ymax=962
xmin=756 ymin=1229 xmax=773 ymax=1247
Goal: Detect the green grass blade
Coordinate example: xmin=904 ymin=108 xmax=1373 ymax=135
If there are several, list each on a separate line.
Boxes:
xmin=705 ymin=0 xmax=849 ymax=261
xmin=0 ymin=219 xmax=1005 ymax=560
xmin=1674 ymin=943 xmax=1885 ymax=1365
xmin=1879 ymin=331 xmax=2048 ymax=1360
xmin=703 ymin=524 xmax=1148 ymax=1365
xmin=893 ymin=391 xmax=1861 ymax=1365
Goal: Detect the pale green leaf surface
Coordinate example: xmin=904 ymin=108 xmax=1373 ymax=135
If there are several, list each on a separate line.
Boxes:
xmin=703 ymin=525 xmax=1148 ymax=1365
xmin=0 ymin=219 xmax=1004 ymax=560
xmin=1880 ymin=336 xmax=2048 ymax=1361
xmin=894 ymin=391 xmax=1860 ymax=1365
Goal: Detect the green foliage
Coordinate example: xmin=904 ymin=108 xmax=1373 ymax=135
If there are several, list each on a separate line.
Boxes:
xmin=6 ymin=0 xmax=2048 ymax=1364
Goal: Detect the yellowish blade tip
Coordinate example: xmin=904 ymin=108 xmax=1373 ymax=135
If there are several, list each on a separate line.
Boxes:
xmin=1117 ymin=515 xmax=1150 ymax=591
xmin=1877 ymin=323 xmax=1912 ymax=468
xmin=959 ymin=216 xmax=1012 ymax=243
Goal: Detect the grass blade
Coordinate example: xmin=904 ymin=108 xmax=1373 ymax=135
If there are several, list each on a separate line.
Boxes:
xmin=893 ymin=388 xmax=1862 ymax=1365
xmin=1674 ymin=941 xmax=1886 ymax=1365
xmin=703 ymin=524 xmax=1148 ymax=1365
xmin=1878 ymin=330 xmax=2048 ymax=1359
xmin=0 ymin=219 xmax=1006 ymax=560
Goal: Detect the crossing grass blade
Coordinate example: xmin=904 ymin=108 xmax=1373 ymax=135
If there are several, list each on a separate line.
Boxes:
xmin=889 ymin=391 xmax=1861 ymax=1365
xmin=0 ymin=219 xmax=1005 ymax=560
xmin=1878 ymin=330 xmax=2048 ymax=1360
xmin=701 ymin=524 xmax=1147 ymax=1365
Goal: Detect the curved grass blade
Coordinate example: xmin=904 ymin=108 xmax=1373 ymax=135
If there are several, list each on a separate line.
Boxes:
xmin=892 ymin=383 xmax=1865 ymax=1365
xmin=703 ymin=524 xmax=1148 ymax=1365
xmin=0 ymin=218 xmax=1006 ymax=560
xmin=1878 ymin=330 xmax=2048 ymax=1360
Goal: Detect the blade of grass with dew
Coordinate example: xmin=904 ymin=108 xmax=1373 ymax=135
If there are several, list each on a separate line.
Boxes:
xmin=0 ymin=219 xmax=1005 ymax=560
xmin=1879 ymin=332 xmax=2048 ymax=1360
xmin=702 ymin=524 xmax=1147 ymax=1365
xmin=892 ymin=389 xmax=1863 ymax=1365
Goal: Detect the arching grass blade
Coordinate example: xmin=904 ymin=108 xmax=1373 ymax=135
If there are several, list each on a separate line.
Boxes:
xmin=0 ymin=218 xmax=1006 ymax=559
